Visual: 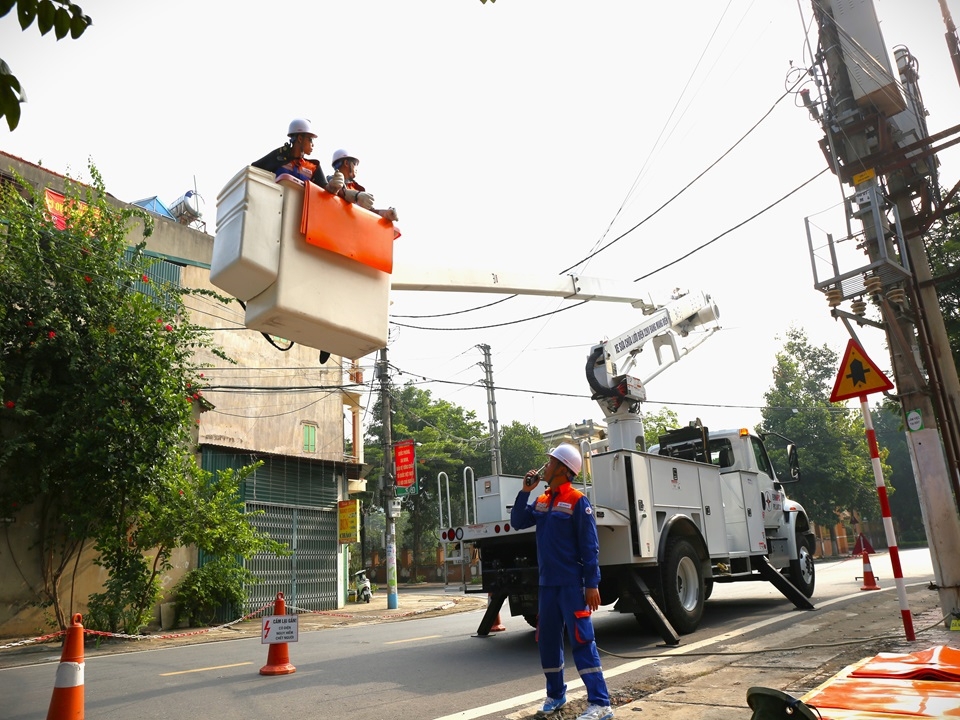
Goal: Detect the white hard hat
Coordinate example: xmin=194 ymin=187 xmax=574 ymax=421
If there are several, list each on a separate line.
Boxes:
xmin=288 ymin=118 xmax=317 ymax=138
xmin=548 ymin=444 xmax=582 ymax=476
xmin=331 ymin=148 xmax=359 ymax=168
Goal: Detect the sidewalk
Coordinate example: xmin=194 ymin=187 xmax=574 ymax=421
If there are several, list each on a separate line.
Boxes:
xmin=0 ymin=585 xmax=487 ymax=670
xmin=596 ymin=582 xmax=958 ymax=719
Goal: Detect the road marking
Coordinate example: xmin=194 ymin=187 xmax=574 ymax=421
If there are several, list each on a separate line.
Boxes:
xmin=160 ymin=662 xmax=252 ymax=676
xmin=386 ymin=635 xmax=441 ymax=645
xmin=431 ymin=582 xmax=929 ymax=720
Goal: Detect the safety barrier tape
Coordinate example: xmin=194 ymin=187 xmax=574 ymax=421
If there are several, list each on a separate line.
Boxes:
xmin=0 ymin=597 xmax=459 ymax=651
xmin=0 ymin=602 xmax=274 ymax=651
xmin=285 ymin=600 xmax=456 ymax=621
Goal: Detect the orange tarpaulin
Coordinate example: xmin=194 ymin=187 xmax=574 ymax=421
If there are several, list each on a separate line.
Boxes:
xmin=803 ymin=676 xmax=960 ymax=717
xmin=300 ymin=181 xmax=398 ymax=274
xmin=850 ymin=645 xmax=960 ymax=682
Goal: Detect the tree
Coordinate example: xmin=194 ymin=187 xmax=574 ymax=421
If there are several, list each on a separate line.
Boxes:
xmin=363 ymin=382 xmax=487 ymax=573
xmin=872 ymin=400 xmax=926 ymax=544
xmin=642 ymin=406 xmax=680 ymax=449
xmin=1 ymin=1 xmax=92 ymax=131
xmin=760 ymin=327 xmax=888 ymax=549
xmin=499 ymin=420 xmax=546 ymax=475
xmin=924 ymin=208 xmax=960 ymax=371
xmin=0 ymin=166 xmax=236 ymax=630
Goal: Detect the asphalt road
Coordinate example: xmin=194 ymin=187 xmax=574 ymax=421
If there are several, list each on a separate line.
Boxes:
xmin=0 ymin=549 xmax=942 ymax=720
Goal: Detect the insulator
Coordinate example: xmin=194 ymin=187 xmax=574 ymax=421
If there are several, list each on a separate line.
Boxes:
xmin=851 ymin=298 xmax=867 ymax=316
xmin=886 ymin=288 xmax=906 ymax=305
xmin=826 ymin=288 xmax=843 ymax=307
xmin=863 ymin=275 xmax=883 ymax=295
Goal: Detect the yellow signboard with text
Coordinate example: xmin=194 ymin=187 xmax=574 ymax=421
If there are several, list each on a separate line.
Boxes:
xmin=338 ymin=500 xmax=359 ymax=544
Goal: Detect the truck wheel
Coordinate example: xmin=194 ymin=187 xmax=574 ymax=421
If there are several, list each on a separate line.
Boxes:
xmin=661 ymin=537 xmax=704 ymax=634
xmin=523 ymin=614 xmax=538 ymax=629
xmin=703 ymin=578 xmax=714 ymax=600
xmin=789 ymin=532 xmax=816 ymax=597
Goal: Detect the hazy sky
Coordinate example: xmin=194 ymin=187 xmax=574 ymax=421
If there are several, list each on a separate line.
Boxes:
xmin=3 ymin=1 xmax=958 ymax=441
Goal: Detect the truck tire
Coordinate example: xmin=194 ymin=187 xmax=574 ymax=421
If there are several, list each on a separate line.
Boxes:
xmin=660 ymin=537 xmax=705 ymax=634
xmin=788 ymin=532 xmax=816 ymax=597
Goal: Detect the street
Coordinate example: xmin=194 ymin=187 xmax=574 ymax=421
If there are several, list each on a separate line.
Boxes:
xmin=0 ymin=549 xmax=938 ymax=720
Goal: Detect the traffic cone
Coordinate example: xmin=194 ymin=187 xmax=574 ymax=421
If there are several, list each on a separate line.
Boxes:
xmin=260 ymin=592 xmax=296 ymax=675
xmin=860 ymin=551 xmax=881 ymax=591
xmin=47 ymin=612 xmax=85 ymax=720
xmin=488 ymin=594 xmax=506 ymax=633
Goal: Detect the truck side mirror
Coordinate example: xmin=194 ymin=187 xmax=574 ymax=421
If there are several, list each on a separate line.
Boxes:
xmin=786 ymin=444 xmax=800 ymax=483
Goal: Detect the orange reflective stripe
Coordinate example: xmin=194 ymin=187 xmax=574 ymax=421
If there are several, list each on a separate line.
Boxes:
xmin=300 ymin=182 xmax=397 ymax=273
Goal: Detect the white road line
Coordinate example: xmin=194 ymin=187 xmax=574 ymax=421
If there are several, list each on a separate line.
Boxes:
xmin=431 ymin=583 xmax=925 ymax=720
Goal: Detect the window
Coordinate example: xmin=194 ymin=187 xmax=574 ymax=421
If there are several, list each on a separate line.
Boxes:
xmin=303 ymin=423 xmax=317 ymax=453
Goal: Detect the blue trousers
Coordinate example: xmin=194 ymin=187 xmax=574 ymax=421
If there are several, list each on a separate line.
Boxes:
xmin=537 ymin=585 xmax=610 ymax=706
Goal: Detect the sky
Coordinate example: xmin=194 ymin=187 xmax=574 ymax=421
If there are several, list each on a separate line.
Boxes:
xmin=3 ymin=0 xmax=959 ymax=442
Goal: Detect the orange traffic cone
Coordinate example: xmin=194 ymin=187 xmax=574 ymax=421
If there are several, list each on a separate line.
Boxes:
xmin=488 ymin=594 xmax=506 ymax=633
xmin=260 ymin=592 xmax=296 ymax=675
xmin=47 ymin=613 xmax=85 ymax=720
xmin=860 ymin=551 xmax=881 ymax=591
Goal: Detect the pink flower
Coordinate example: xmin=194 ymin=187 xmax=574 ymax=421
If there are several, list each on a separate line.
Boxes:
xmin=84 ymin=275 xmax=92 ymax=283
xmin=26 ymin=321 xmax=33 ymax=327
xmin=164 ymin=324 xmax=173 ymax=331
xmin=48 ymin=331 xmax=56 ymax=339
xmin=4 ymin=400 xmax=14 ymax=409
xmin=156 ymin=317 xmax=163 ymax=324
xmin=142 ymin=274 xmax=150 ymax=283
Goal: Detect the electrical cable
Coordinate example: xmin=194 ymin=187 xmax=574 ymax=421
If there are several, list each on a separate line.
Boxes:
xmin=560 ymin=75 xmax=809 ymax=276
xmin=633 ymin=167 xmax=830 ymax=282
xmin=391 ymin=294 xmax=519 ymax=319
xmin=390 ymin=299 xmax=589 ymax=332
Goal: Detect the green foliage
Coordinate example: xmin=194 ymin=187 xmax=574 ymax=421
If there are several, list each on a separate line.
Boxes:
xmin=0 ymin=1 xmax=92 ymax=130
xmin=760 ymin=327 xmax=887 ymax=527
xmin=172 ymin=557 xmax=251 ymax=627
xmin=642 ymin=406 xmax=680 ymax=449
xmin=499 ymin=420 xmax=546 ymax=475
xmin=364 ymin=382 xmax=487 ymax=569
xmin=872 ymin=400 xmax=926 ymax=543
xmin=0 ymin=166 xmax=236 ymax=630
xmin=924 ymin=208 xmax=960 ymax=372
xmin=86 ymin=554 xmax=159 ymax=635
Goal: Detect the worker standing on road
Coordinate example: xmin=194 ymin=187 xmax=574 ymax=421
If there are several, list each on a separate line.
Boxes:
xmin=328 ymin=149 xmax=399 ymax=222
xmin=510 ymin=444 xmax=613 ymax=720
xmin=252 ymin=118 xmax=345 ymax=196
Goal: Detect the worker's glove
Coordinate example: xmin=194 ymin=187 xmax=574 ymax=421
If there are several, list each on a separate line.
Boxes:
xmin=356 ymin=192 xmax=375 ymax=210
xmin=326 ymin=172 xmax=345 ymax=194
xmin=378 ymin=207 xmax=399 ymax=222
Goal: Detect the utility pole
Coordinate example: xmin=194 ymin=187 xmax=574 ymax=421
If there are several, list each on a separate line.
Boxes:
xmin=809 ymin=0 xmax=960 ymax=623
xmin=477 ymin=343 xmax=502 ymax=475
xmin=377 ymin=347 xmax=399 ymax=610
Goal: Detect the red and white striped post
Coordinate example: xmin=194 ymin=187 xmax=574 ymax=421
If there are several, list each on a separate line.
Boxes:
xmin=860 ymin=397 xmax=915 ymax=641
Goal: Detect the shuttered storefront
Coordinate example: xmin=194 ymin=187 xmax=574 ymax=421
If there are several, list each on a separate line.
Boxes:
xmin=201 ymin=448 xmax=340 ymax=615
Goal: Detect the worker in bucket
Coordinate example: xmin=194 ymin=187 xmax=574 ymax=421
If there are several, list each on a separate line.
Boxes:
xmin=252 ymin=118 xmax=345 ymax=196
xmin=327 ymin=148 xmax=399 ymax=222
xmin=510 ymin=444 xmax=613 ymax=720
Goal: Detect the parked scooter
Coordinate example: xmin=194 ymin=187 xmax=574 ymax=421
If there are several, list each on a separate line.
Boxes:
xmin=354 ymin=569 xmax=372 ymax=603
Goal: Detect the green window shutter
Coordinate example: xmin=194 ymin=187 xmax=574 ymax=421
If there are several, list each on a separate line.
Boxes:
xmin=303 ymin=424 xmax=317 ymax=453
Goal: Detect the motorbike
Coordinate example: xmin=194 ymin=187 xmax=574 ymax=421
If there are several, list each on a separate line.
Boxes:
xmin=354 ymin=569 xmax=372 ymax=603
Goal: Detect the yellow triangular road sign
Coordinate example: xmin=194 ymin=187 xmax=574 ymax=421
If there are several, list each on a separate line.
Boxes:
xmin=830 ymin=339 xmax=893 ymax=402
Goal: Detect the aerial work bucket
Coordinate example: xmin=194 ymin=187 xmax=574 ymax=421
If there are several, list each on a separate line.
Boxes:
xmin=210 ymin=169 xmax=398 ymax=360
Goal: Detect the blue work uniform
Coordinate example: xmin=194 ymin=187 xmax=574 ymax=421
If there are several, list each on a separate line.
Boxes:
xmin=511 ymin=482 xmax=610 ymax=707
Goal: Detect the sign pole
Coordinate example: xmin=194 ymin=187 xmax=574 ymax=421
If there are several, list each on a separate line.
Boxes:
xmin=830 ymin=339 xmax=913 ymax=639
xmin=859 ymin=396 xmax=915 ymax=641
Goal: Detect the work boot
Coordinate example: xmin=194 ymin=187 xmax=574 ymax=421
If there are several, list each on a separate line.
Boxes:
xmin=576 ymin=704 xmax=613 ymax=720
xmin=541 ymin=696 xmax=566 ymax=713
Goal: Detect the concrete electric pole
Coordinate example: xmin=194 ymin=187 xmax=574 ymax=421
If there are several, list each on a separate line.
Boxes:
xmin=808 ymin=0 xmax=960 ymax=624
xmin=377 ymin=347 xmax=399 ymax=610
xmin=477 ymin=343 xmax=502 ymax=475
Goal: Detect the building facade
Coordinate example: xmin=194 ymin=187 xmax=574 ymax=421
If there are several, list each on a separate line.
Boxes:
xmin=0 ymin=153 xmax=364 ymax=635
